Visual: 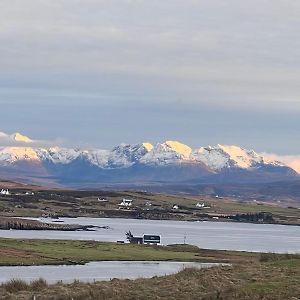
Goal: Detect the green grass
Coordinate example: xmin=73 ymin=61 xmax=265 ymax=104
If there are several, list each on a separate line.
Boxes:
xmin=1 ymin=258 xmax=300 ymax=299
xmin=0 ymin=239 xmax=220 ymax=266
xmin=0 ymin=238 xmax=300 ymax=299
xmin=207 ymin=199 xmax=300 ymax=216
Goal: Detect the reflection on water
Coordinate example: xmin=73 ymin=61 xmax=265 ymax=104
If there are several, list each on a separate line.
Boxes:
xmin=0 ymin=261 xmax=220 ymax=284
xmin=0 ymin=217 xmax=299 ymax=253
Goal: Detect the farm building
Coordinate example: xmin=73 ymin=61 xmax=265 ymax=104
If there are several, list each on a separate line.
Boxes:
xmin=126 ymin=231 xmax=161 ymax=245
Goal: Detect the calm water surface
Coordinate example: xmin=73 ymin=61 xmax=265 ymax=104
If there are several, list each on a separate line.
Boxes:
xmin=0 ymin=217 xmax=299 ymax=253
xmin=0 ymin=261 xmax=217 ymax=284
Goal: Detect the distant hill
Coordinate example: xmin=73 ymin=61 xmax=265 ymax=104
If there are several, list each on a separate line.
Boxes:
xmin=120 ymin=180 xmax=300 ymax=202
xmin=0 ymin=131 xmax=298 ymax=189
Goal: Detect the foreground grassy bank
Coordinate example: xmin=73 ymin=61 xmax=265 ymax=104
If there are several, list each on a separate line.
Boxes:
xmin=0 ymin=238 xmax=256 ymax=266
xmin=1 ymin=256 xmax=300 ymax=299
xmin=0 ymin=239 xmax=300 ymax=299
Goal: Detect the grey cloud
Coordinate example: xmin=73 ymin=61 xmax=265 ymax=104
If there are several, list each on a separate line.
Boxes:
xmin=262 ymin=153 xmax=300 ymax=173
xmin=0 ymin=0 xmax=299 ymax=151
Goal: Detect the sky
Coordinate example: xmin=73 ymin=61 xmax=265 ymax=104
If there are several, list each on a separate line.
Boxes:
xmin=0 ymin=0 xmax=299 ymax=155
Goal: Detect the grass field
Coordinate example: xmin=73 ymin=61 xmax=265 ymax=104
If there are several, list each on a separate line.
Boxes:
xmin=0 ymin=246 xmax=299 ymax=299
xmin=0 ymin=239 xmax=256 ymax=266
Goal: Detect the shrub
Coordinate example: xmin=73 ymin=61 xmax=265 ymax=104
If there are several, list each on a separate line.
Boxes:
xmin=30 ymin=278 xmax=48 ymax=290
xmin=3 ymin=279 xmax=28 ymax=293
xmin=260 ymin=252 xmax=300 ymax=262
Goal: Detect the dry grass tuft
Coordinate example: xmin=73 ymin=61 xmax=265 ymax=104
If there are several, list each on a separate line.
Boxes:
xmin=2 ymin=279 xmax=28 ymax=293
xmin=259 ymin=252 xmax=300 ymax=262
xmin=30 ymin=278 xmax=48 ymax=291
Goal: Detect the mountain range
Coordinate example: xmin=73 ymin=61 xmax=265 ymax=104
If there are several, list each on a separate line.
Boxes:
xmin=0 ymin=131 xmax=298 ymax=189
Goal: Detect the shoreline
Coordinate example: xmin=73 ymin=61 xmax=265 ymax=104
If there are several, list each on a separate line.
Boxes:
xmin=0 ymin=217 xmax=108 ymax=232
xmin=5 ymin=214 xmax=300 ymax=228
xmin=15 ymin=214 xmax=300 ymax=228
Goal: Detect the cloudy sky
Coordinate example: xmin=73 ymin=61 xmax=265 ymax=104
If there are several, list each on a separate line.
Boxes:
xmin=0 ymin=0 xmax=299 ymax=154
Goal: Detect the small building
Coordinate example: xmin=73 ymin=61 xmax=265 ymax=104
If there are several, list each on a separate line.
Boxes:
xmin=0 ymin=189 xmax=10 ymax=195
xmin=25 ymin=191 xmax=34 ymax=195
xmin=196 ymin=202 xmax=211 ymax=209
xmin=98 ymin=198 xmax=108 ymax=202
xmin=127 ymin=231 xmax=161 ymax=245
xmin=130 ymin=236 xmax=144 ymax=244
xmin=172 ymin=204 xmax=179 ymax=210
xmin=143 ymin=234 xmax=161 ymax=245
xmin=119 ymin=198 xmax=133 ymax=207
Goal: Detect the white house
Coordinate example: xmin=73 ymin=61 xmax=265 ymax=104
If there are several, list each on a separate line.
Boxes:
xmin=196 ymin=202 xmax=211 ymax=209
xmin=0 ymin=189 xmax=10 ymax=195
xmin=25 ymin=191 xmax=35 ymax=196
xmin=119 ymin=198 xmax=133 ymax=207
xmin=98 ymin=198 xmax=108 ymax=202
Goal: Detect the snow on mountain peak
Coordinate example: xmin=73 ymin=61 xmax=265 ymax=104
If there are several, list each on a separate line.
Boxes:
xmin=142 ymin=142 xmax=153 ymax=152
xmin=0 ymin=147 xmax=39 ymax=164
xmin=93 ymin=142 xmax=154 ymax=168
xmin=193 ymin=146 xmax=230 ymax=170
xmin=193 ymin=144 xmax=265 ymax=170
xmin=139 ymin=140 xmax=192 ymax=165
xmin=164 ymin=141 xmax=192 ymax=158
xmin=37 ymin=147 xmax=82 ymax=164
xmin=217 ymin=144 xmax=262 ymax=168
xmin=0 ymin=131 xmax=297 ymax=173
xmin=11 ymin=133 xmax=33 ymax=143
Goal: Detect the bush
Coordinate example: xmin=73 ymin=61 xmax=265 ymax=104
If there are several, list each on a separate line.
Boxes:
xmin=3 ymin=279 xmax=28 ymax=293
xmin=260 ymin=252 xmax=300 ymax=262
xmin=30 ymin=278 xmax=48 ymax=290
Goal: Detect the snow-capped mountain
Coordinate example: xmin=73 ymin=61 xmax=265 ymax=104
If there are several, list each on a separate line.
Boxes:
xmin=0 ymin=132 xmax=33 ymax=144
xmin=140 ymin=141 xmax=192 ymax=165
xmin=0 ymin=147 xmax=39 ymax=165
xmin=0 ymin=132 xmax=298 ymax=187
xmin=193 ymin=144 xmax=285 ymax=171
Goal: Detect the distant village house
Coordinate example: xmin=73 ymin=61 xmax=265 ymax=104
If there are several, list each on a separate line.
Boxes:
xmin=119 ymin=198 xmax=133 ymax=207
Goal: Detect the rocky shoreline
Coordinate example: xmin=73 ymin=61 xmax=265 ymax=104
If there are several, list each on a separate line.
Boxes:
xmin=0 ymin=217 xmax=102 ymax=231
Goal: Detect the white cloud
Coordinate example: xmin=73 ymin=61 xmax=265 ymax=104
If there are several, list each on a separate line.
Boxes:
xmin=262 ymin=153 xmax=300 ymax=173
xmin=0 ymin=131 xmax=63 ymax=148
